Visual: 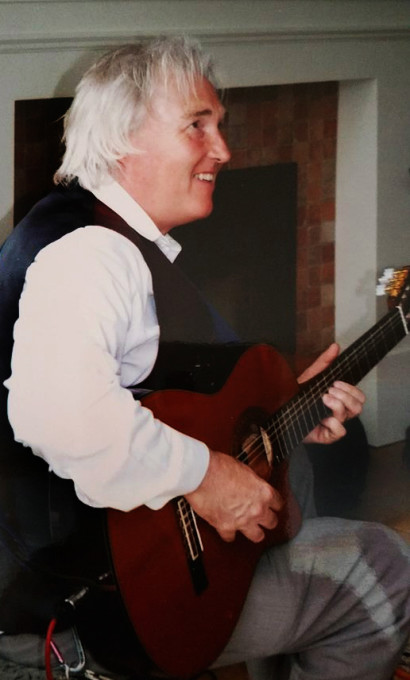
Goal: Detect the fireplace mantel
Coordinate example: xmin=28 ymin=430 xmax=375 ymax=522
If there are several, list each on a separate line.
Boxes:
xmin=1 ymin=0 xmax=410 ymax=53
xmin=1 ymin=0 xmax=409 ymax=445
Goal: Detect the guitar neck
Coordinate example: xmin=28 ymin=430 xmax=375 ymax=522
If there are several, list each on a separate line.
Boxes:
xmin=268 ymin=306 xmax=408 ymax=461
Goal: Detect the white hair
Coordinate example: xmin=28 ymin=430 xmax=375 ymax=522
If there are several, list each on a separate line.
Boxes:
xmin=54 ymin=35 xmax=218 ymax=190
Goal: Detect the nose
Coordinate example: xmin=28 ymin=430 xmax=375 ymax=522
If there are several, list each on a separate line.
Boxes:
xmin=209 ymin=128 xmax=231 ymax=165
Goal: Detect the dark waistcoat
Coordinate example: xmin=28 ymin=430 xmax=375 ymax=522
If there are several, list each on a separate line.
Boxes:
xmin=0 ymin=184 xmax=240 ymax=636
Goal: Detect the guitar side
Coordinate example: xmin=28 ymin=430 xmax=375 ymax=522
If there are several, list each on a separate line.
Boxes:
xmin=106 ymin=344 xmax=302 ymax=678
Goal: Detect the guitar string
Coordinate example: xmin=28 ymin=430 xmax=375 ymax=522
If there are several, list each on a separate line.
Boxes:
xmin=237 ymin=314 xmax=391 ymax=465
xmin=265 ymin=309 xmax=404 ymax=459
xmin=182 ymin=307 xmax=407 ymax=541
xmin=275 ymin=308 xmax=405 ymax=434
xmin=269 ymin=309 xmax=403 ymax=462
xmin=235 ymin=308 xmax=405 ymax=469
xmin=236 ymin=312 xmax=399 ymax=466
xmin=281 ymin=309 xmax=402 ymax=418
xmin=178 ymin=497 xmax=202 ymax=559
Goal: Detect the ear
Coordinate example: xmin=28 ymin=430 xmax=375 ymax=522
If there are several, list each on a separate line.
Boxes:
xmin=116 ymin=154 xmax=129 ymax=172
xmin=112 ymin=155 xmax=130 ymax=183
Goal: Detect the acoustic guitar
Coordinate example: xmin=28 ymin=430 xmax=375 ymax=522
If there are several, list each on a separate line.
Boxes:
xmin=106 ymin=267 xmax=410 ymax=679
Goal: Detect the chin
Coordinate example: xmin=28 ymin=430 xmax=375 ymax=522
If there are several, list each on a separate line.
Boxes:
xmin=179 ymin=204 xmax=214 ymax=226
xmin=195 ymin=200 xmax=214 ymax=220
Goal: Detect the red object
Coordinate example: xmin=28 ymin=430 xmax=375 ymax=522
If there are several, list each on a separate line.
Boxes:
xmin=45 ymin=618 xmax=57 ymax=680
xmin=107 ymin=345 xmax=302 ymax=678
xmin=106 ymin=279 xmax=410 ymax=679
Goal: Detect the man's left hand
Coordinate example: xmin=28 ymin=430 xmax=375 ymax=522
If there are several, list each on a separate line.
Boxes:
xmin=298 ymin=342 xmax=365 ymax=445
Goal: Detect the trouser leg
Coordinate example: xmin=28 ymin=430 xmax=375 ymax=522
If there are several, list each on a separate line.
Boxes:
xmin=286 ymin=445 xmax=316 ymax=520
xmin=213 ymin=517 xmax=410 ymax=680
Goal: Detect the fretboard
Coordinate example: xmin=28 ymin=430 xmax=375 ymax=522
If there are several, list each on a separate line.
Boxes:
xmin=267 ymin=305 xmax=408 ymax=462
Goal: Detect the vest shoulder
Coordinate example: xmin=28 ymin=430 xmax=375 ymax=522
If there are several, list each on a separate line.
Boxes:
xmin=16 ymin=184 xmax=95 ymax=233
xmin=1 ymin=185 xmax=95 ymax=265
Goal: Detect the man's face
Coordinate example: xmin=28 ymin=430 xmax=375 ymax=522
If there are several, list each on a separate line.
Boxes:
xmin=117 ymin=77 xmax=231 ymax=234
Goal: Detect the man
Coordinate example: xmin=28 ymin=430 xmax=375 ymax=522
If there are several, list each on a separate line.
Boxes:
xmin=0 ymin=36 xmax=409 ymax=680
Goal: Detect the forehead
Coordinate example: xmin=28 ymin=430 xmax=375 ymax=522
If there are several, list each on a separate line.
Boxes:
xmin=151 ymin=76 xmax=225 ymax=122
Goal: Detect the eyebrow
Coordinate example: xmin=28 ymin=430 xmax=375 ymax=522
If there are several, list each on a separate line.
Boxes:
xmin=185 ymin=107 xmax=226 ymax=120
xmin=191 ymin=108 xmax=212 ymax=117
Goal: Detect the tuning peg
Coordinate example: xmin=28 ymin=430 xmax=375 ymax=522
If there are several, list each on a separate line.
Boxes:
xmin=376 ymin=284 xmax=386 ymax=296
xmin=380 ymin=267 xmax=395 ymax=283
xmin=376 ymin=267 xmax=396 ymax=296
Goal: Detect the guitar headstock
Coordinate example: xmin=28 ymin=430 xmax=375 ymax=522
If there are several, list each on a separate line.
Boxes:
xmin=377 ymin=266 xmax=410 ymax=320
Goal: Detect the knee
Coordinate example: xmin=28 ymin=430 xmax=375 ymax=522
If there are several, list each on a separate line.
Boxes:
xmin=292 ymin=518 xmax=410 ymax=612
xmin=356 ymin=521 xmax=409 ymax=571
xmin=356 ymin=522 xmax=410 ymax=632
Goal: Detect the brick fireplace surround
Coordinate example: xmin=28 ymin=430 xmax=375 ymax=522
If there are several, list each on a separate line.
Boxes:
xmin=226 ymin=83 xmax=337 ymax=359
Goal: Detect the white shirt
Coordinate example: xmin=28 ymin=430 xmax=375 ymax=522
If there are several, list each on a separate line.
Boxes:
xmin=4 ymin=181 xmax=209 ymax=511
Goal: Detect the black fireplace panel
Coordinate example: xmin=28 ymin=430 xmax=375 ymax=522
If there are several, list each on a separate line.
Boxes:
xmin=176 ymin=163 xmax=297 ymax=354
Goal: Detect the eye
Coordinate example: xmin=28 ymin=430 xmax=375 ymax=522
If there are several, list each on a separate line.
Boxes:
xmin=187 ymin=119 xmax=205 ymax=139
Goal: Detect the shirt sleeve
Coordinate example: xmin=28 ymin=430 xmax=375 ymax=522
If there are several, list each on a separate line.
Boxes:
xmin=5 ymin=226 xmax=209 ymax=511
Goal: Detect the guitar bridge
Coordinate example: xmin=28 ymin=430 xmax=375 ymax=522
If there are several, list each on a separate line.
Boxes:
xmin=176 ymin=497 xmax=208 ymax=595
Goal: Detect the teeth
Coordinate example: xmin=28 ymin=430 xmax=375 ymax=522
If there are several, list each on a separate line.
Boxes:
xmin=195 ymin=173 xmax=214 ymax=182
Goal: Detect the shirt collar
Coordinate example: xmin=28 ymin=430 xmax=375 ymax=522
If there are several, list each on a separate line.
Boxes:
xmin=92 ymin=180 xmax=181 ymax=263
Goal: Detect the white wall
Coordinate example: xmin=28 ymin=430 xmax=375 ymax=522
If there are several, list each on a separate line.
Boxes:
xmin=0 ymin=0 xmax=409 ymax=444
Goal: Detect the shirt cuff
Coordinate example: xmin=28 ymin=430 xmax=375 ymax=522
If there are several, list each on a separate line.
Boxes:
xmin=145 ymin=437 xmax=210 ymax=510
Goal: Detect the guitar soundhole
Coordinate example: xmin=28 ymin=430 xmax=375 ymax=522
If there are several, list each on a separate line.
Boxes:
xmin=233 ymin=407 xmax=273 ymax=481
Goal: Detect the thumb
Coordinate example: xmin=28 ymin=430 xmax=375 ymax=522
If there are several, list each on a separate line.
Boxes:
xmin=297 ymin=342 xmax=340 ymax=384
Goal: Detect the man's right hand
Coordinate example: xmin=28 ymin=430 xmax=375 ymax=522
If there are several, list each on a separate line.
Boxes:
xmin=185 ymin=450 xmax=283 ymax=543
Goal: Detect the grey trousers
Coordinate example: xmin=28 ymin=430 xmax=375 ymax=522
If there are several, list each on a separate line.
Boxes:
xmin=1 ymin=447 xmax=410 ymax=680
xmin=214 ymin=517 xmax=410 ymax=680
xmin=213 ymin=447 xmax=410 ymax=680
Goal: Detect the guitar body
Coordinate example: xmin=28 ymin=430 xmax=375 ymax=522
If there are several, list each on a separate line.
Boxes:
xmin=106 ymin=345 xmax=302 ymax=678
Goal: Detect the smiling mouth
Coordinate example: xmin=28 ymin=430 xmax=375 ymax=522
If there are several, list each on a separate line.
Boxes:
xmin=194 ymin=173 xmax=215 ymax=182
